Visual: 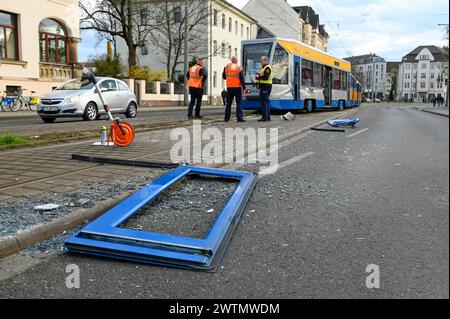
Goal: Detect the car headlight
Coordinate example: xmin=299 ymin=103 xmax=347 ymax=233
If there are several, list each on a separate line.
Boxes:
xmin=65 ymin=95 xmax=81 ymax=105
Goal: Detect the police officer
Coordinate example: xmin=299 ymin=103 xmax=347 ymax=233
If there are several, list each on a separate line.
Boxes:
xmin=186 ymin=58 xmax=208 ymax=119
xmin=223 ymin=56 xmax=246 ymax=122
xmin=255 ymin=56 xmax=273 ymax=122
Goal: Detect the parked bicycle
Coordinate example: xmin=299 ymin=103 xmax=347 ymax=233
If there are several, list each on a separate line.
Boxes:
xmin=8 ymin=89 xmax=39 ymax=112
xmin=0 ymin=91 xmax=16 ymax=112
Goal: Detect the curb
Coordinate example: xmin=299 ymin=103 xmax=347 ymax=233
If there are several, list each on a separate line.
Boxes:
xmin=0 ymin=106 xmax=224 ymax=121
xmin=420 ymin=109 xmax=449 ymax=118
xmin=0 ymin=193 xmax=131 ymax=259
xmin=0 ymin=108 xmax=359 ymax=259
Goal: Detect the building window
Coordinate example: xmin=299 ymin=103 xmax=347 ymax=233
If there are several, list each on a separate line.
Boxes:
xmin=140 ymin=8 xmax=149 ymax=25
xmin=421 ymin=73 xmax=426 ymax=79
xmin=420 ymin=83 xmax=426 ymax=89
xmin=431 ymin=73 xmax=435 ymax=79
xmin=213 ymin=10 xmax=218 ymax=26
xmin=174 ymin=7 xmax=182 ymax=24
xmin=235 ymin=21 xmax=238 ymax=35
xmin=421 ymin=63 xmax=427 ymax=69
xmin=141 ymin=43 xmax=149 ymax=56
xmin=241 ymin=24 xmax=244 ymax=37
xmin=222 ymin=14 xmax=225 ymax=29
xmin=234 ymin=48 xmax=238 ymax=58
xmin=213 ymin=40 xmax=218 ymax=55
xmin=246 ymin=27 xmax=250 ymax=39
xmin=0 ymin=10 xmax=19 ymax=60
xmin=213 ymin=71 xmax=217 ymax=88
xmin=228 ymin=45 xmax=232 ymax=59
xmin=430 ymin=83 xmax=434 ymax=89
xmin=39 ymin=18 xmax=69 ymax=64
xmin=221 ymin=42 xmax=225 ymax=58
xmin=229 ymin=18 xmax=232 ymax=32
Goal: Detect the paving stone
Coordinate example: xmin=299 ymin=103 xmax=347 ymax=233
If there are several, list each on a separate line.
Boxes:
xmin=0 ymin=188 xmax=44 ymax=197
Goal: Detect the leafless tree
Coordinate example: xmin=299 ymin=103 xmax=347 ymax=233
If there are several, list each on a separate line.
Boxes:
xmin=79 ymin=0 xmax=157 ymax=68
xmin=145 ymin=0 xmax=224 ymax=82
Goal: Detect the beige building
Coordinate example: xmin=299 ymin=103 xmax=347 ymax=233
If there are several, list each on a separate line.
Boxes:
xmin=0 ymin=0 xmax=80 ymax=96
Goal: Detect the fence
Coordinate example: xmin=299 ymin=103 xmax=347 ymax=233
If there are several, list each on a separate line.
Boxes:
xmin=123 ymin=79 xmax=209 ymax=107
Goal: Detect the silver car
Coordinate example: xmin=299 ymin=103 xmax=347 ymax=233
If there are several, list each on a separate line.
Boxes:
xmin=37 ymin=77 xmax=138 ymax=123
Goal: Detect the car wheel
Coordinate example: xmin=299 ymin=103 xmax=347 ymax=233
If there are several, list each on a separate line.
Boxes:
xmin=125 ymin=102 xmax=138 ymax=118
xmin=41 ymin=117 xmax=56 ymax=123
xmin=83 ymin=102 xmax=98 ymax=121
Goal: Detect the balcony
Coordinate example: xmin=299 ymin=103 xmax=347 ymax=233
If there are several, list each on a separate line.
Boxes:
xmin=39 ymin=63 xmax=75 ymax=81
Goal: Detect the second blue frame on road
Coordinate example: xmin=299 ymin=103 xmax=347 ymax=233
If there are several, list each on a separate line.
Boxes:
xmin=64 ymin=165 xmax=258 ymax=271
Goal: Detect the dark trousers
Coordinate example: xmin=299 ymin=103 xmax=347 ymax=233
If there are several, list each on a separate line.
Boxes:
xmin=260 ymin=86 xmax=272 ymax=121
xmin=188 ymin=88 xmax=203 ymax=117
xmin=225 ymin=88 xmax=244 ymax=122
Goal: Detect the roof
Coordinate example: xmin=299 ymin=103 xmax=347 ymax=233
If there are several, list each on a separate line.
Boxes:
xmin=292 ymin=6 xmax=328 ymax=37
xmin=275 ymin=38 xmax=351 ymax=72
xmin=256 ymin=24 xmax=276 ymax=39
xmin=217 ymin=0 xmax=257 ymax=23
xmin=344 ymin=54 xmax=385 ymax=65
xmin=402 ymin=45 xmax=449 ymax=62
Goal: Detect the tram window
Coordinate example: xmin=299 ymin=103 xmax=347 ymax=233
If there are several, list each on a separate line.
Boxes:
xmin=302 ymin=59 xmax=313 ymax=87
xmin=272 ymin=45 xmax=289 ymax=84
xmin=332 ymin=69 xmax=341 ymax=90
xmin=313 ymin=63 xmax=323 ymax=87
xmin=340 ymin=72 xmax=347 ymax=90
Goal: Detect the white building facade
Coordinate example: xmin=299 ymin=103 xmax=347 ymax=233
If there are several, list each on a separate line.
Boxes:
xmin=116 ymin=0 xmax=256 ymax=103
xmin=0 ymin=0 xmax=80 ymax=95
xmin=345 ymin=54 xmax=387 ymax=99
xmin=397 ymin=46 xmax=449 ymax=103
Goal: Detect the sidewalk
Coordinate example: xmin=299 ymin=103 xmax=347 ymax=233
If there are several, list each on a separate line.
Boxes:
xmin=419 ymin=107 xmax=449 ymax=118
xmin=0 ymin=105 xmax=224 ymax=120
xmin=0 ymin=108 xmax=359 ymax=258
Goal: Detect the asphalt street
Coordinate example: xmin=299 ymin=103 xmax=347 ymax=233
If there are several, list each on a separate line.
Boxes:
xmin=0 ymin=105 xmax=448 ymax=299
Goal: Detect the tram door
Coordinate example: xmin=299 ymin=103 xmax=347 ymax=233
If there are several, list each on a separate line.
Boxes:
xmin=324 ymin=67 xmax=332 ymax=106
xmin=294 ymin=57 xmax=301 ymax=101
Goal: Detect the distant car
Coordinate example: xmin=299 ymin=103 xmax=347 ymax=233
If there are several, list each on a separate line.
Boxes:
xmin=37 ymin=77 xmax=138 ymax=123
xmin=363 ymin=98 xmax=372 ymax=103
xmin=374 ymin=98 xmax=382 ymax=103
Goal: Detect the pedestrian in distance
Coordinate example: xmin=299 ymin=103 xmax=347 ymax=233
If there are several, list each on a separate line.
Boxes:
xmin=255 ymin=56 xmax=273 ymax=122
xmin=223 ymin=56 xmax=246 ymax=122
xmin=432 ymin=95 xmax=437 ymax=107
xmin=187 ymin=58 xmax=208 ymax=119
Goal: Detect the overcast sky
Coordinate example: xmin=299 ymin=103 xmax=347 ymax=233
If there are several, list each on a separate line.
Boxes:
xmin=79 ymin=0 xmax=449 ymax=62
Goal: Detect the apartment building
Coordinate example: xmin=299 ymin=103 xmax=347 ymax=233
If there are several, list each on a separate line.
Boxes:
xmin=0 ymin=0 xmax=80 ymax=95
xmin=345 ymin=53 xmax=387 ymax=99
xmin=397 ymin=45 xmax=449 ymax=103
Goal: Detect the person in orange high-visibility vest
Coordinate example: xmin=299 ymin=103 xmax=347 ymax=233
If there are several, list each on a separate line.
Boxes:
xmin=223 ymin=56 xmax=246 ymax=122
xmin=187 ymin=58 xmax=207 ymax=119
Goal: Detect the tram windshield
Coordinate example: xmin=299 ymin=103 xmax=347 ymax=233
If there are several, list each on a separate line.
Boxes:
xmin=242 ymin=42 xmax=274 ymax=84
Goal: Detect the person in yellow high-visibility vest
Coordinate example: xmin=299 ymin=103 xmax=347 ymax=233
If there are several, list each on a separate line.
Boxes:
xmin=255 ymin=56 xmax=273 ymax=122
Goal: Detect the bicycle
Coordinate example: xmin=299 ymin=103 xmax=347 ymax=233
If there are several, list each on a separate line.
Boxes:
xmin=9 ymin=89 xmax=39 ymax=112
xmin=0 ymin=91 xmax=16 ymax=112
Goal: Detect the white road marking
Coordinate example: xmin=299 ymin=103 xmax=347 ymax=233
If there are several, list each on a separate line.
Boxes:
xmin=347 ymin=128 xmax=369 ymax=138
xmin=259 ymin=151 xmax=315 ymax=177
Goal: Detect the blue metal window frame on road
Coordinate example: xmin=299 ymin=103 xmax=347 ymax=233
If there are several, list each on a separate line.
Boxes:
xmin=65 ymin=166 xmax=257 ymax=271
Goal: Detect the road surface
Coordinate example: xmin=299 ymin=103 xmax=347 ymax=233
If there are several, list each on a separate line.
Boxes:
xmin=0 ymin=105 xmax=448 ymax=299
